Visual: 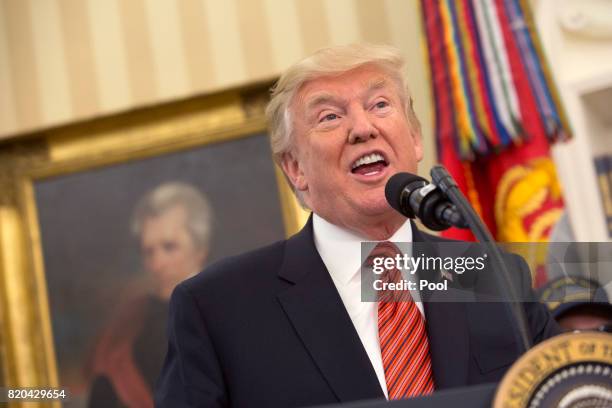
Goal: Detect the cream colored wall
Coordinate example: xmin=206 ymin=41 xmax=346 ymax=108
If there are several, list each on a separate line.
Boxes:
xmin=0 ymin=0 xmax=435 ymax=172
xmin=534 ymin=0 xmax=612 ymax=242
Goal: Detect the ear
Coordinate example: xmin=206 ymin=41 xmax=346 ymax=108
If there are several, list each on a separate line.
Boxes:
xmin=195 ymin=248 xmax=208 ymax=269
xmin=406 ymin=98 xmax=424 ymax=163
xmin=280 ymin=151 xmax=308 ymax=191
xmin=413 ymin=130 xmax=424 ymax=163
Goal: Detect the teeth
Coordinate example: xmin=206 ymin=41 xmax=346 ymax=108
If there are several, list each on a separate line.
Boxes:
xmin=351 ymin=153 xmax=385 ymax=169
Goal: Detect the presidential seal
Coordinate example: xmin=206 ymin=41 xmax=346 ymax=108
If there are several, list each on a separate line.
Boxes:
xmin=494 ymin=332 xmax=612 ymax=408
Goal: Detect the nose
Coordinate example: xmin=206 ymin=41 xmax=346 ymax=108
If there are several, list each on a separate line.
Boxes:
xmin=147 ymin=250 xmax=168 ymax=275
xmin=347 ymin=107 xmax=378 ymax=144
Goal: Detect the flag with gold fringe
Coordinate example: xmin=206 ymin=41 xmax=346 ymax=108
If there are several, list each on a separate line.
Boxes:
xmin=420 ymin=0 xmax=571 ymax=248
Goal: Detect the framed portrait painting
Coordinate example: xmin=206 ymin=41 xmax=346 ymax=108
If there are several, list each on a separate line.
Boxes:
xmin=0 ymin=87 xmax=308 ymax=407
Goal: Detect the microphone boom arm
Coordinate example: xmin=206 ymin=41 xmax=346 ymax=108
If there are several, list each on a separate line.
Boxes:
xmin=431 ymin=165 xmax=532 ymax=353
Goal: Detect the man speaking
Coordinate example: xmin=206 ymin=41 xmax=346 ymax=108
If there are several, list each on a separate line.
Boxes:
xmin=154 ymin=44 xmax=559 ymax=407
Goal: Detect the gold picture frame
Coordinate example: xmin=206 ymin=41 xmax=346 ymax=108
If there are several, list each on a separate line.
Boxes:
xmin=0 ymin=84 xmax=308 ymax=407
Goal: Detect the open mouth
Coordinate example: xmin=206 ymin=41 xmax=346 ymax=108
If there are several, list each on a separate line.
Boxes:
xmin=350 ymin=152 xmax=388 ymax=176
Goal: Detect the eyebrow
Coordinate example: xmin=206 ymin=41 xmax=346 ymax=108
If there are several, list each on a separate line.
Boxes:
xmin=367 ymin=77 xmax=387 ymax=91
xmin=305 ymin=92 xmax=342 ymax=111
xmin=304 ymin=77 xmax=391 ymax=111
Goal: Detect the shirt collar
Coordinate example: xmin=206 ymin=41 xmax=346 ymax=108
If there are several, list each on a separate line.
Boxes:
xmin=312 ymin=213 xmax=413 ymax=286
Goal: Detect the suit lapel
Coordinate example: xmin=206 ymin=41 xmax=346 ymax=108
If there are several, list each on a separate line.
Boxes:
xmin=412 ymin=224 xmax=470 ymax=389
xmin=277 ymin=218 xmax=384 ymax=402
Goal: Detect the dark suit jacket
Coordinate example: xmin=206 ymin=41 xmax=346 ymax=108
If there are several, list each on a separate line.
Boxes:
xmin=154 ymin=218 xmax=560 ymax=407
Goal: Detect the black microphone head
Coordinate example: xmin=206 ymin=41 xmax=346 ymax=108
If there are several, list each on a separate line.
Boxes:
xmin=385 ymin=172 xmax=427 ymax=216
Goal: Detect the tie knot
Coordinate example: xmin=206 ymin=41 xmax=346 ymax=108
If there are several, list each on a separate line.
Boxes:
xmin=370 ymin=241 xmax=401 ymax=258
xmin=365 ymin=242 xmax=411 ymax=302
xmin=365 ymin=241 xmax=401 ymax=270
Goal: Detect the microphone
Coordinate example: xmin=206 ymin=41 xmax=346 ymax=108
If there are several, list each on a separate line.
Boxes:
xmin=385 ymin=172 xmax=467 ymax=231
xmin=386 ymin=166 xmax=532 ymax=352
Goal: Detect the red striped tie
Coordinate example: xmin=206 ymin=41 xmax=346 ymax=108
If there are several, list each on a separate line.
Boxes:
xmin=374 ymin=242 xmax=435 ymax=399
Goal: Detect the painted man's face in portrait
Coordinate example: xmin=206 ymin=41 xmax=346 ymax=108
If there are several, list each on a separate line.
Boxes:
xmin=140 ymin=205 xmax=206 ymax=300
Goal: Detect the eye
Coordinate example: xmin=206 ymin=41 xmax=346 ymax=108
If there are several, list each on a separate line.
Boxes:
xmin=320 ymin=113 xmax=339 ymax=122
xmin=374 ymin=100 xmax=389 ymax=109
xmin=163 ymin=241 xmax=178 ymax=252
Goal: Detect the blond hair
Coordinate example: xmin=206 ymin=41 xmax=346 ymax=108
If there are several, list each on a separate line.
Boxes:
xmin=265 ymin=43 xmax=421 ymax=164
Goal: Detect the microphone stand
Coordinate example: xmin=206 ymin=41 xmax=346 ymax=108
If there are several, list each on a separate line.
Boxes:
xmin=430 ymin=165 xmax=532 ymax=353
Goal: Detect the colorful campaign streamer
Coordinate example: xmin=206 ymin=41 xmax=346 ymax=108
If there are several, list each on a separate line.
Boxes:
xmin=420 ymin=0 xmax=571 ymax=159
xmin=420 ymin=0 xmax=569 ymax=244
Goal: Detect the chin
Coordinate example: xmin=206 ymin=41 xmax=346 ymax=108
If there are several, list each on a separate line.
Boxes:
xmin=354 ymin=195 xmax=393 ymax=216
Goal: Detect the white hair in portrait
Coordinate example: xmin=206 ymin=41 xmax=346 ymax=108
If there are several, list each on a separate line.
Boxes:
xmin=131 ymin=182 xmax=213 ymax=251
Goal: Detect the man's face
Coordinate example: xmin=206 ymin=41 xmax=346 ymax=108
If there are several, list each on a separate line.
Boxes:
xmin=140 ymin=205 xmax=206 ymax=300
xmin=282 ymin=64 xmax=423 ymax=229
xmin=557 ymin=306 xmax=612 ymax=332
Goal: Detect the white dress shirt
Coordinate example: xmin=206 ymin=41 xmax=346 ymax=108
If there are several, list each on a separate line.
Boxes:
xmin=312 ymin=214 xmax=425 ymax=399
